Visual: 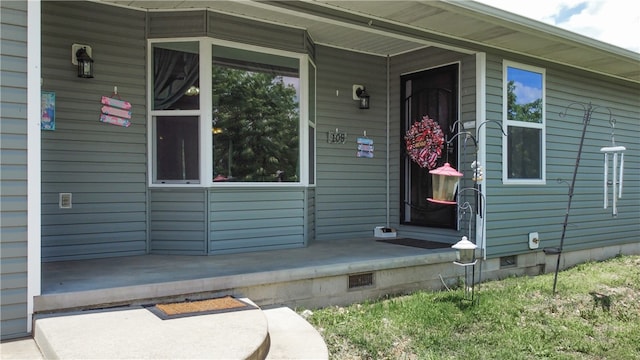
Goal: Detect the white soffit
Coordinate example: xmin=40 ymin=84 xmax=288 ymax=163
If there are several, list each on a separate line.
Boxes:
xmin=96 ymin=0 xmax=640 ymax=83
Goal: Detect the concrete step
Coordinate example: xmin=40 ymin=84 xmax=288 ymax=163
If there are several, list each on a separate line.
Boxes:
xmin=264 ymin=307 xmax=328 ymax=360
xmin=25 ymin=299 xmax=327 ymax=359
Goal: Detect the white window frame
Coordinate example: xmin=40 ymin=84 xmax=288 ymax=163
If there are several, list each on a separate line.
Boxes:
xmin=147 ymin=37 xmax=313 ymax=188
xmin=307 ymin=58 xmax=317 ymax=187
xmin=502 ymin=60 xmax=546 ymax=185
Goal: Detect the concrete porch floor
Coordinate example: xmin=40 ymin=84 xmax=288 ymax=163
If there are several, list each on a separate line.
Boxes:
xmin=37 ymin=237 xmax=457 ymax=313
xmin=8 ymin=239 xmax=637 ymax=359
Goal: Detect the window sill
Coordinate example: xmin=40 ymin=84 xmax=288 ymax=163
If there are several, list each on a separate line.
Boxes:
xmin=148 ymin=182 xmax=310 ymax=188
xmin=502 ymin=179 xmax=546 ymax=185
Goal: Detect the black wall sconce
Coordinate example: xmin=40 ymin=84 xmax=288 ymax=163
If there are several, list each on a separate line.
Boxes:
xmin=354 ymin=85 xmax=370 ymax=109
xmin=72 ymin=44 xmax=94 ymax=78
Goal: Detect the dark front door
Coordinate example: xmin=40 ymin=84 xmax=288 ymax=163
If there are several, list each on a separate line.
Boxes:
xmin=401 ymin=64 xmax=459 ymax=228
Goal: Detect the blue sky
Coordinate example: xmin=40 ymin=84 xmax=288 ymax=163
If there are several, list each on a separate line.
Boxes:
xmin=474 ymin=0 xmax=640 ymax=53
xmin=508 ymin=67 xmax=542 ymax=104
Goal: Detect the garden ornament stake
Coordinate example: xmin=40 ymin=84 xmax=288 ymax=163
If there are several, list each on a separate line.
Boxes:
xmin=442 ymin=120 xmax=505 ymax=304
xmin=550 ymin=102 xmax=617 ymax=294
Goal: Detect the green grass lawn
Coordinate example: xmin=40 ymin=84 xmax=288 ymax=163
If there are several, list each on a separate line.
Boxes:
xmin=303 ymin=255 xmax=640 ymax=359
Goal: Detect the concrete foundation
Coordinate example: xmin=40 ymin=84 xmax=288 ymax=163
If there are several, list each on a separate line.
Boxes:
xmin=36 ymin=239 xmax=640 ymax=315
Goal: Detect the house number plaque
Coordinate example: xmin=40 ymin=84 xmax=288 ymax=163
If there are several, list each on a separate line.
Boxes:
xmin=327 ymin=129 xmax=347 ymax=144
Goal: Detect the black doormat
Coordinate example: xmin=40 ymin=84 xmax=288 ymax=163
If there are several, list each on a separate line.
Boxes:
xmin=377 ymin=238 xmax=452 ymax=250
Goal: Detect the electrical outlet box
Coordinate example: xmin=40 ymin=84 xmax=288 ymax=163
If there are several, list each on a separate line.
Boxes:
xmin=528 ymin=232 xmax=539 ymax=249
xmin=59 ymin=193 xmax=72 ymax=209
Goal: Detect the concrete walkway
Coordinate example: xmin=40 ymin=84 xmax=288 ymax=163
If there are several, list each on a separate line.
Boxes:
xmin=0 ymin=337 xmax=44 ymax=359
xmin=1 ymin=301 xmax=328 ymax=360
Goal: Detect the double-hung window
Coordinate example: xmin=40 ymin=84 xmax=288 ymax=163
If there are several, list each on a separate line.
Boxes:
xmin=502 ymin=61 xmax=546 ymax=184
xmin=149 ymin=39 xmax=315 ymax=186
xmin=151 ymin=41 xmax=201 ymax=184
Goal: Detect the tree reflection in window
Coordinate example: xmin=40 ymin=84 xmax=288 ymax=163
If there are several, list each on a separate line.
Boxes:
xmin=212 ymin=55 xmax=299 ymax=182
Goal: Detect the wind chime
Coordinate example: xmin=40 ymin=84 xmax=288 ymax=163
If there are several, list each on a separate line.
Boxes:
xmin=600 ymin=119 xmax=625 ymax=217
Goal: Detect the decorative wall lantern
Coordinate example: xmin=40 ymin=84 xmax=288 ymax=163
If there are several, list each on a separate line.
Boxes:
xmin=428 ymin=162 xmax=463 ymax=204
xmin=74 ymin=46 xmax=94 ymax=78
xmin=355 ymin=87 xmax=370 ymax=109
xmin=452 ymin=236 xmax=477 ymax=265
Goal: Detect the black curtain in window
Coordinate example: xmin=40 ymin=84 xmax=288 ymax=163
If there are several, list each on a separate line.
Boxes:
xmin=154 ymin=48 xmax=199 ymax=110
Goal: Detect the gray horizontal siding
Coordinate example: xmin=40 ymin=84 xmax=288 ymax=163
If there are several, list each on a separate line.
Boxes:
xmin=314 ymin=45 xmax=477 ymax=241
xmin=307 ymin=187 xmax=316 ymax=242
xmin=149 ymin=189 xmax=207 ymax=255
xmin=147 ymin=11 xmax=207 ymax=37
xmin=40 ymin=1 xmax=147 ymax=261
xmin=456 ymin=54 xmax=480 ymax=237
xmin=147 ymin=10 xmax=313 ymax=56
xmin=209 ymin=188 xmax=306 ymax=254
xmin=314 ymin=46 xmax=389 ymax=240
xmin=148 ymin=187 xmax=307 ymax=255
xmin=1 ymin=0 xmax=28 ymax=341
xmin=484 ymin=54 xmax=640 ymax=258
xmin=208 ymin=12 xmax=310 ymax=55
xmin=30 ymin=1 xmax=637 ymax=271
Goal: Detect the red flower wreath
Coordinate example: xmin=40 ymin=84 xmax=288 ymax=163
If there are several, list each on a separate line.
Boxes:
xmin=405 ymin=115 xmax=445 ymax=169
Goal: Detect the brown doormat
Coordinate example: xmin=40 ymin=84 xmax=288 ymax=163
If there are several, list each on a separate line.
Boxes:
xmin=377 ymin=238 xmax=452 ymax=250
xmin=147 ymin=296 xmax=256 ymax=320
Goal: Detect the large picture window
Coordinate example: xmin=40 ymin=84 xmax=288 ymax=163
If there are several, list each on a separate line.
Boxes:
xmin=149 ymin=39 xmax=313 ymax=186
xmin=211 ymin=45 xmax=300 ymax=182
xmin=502 ymin=61 xmax=546 ymax=184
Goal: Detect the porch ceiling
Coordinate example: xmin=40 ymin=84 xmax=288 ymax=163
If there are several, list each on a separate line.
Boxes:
xmin=98 ymin=0 xmax=640 ymax=83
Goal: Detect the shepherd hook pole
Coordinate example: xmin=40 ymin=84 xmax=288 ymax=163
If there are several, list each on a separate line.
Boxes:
xmin=552 ymin=103 xmax=593 ymax=294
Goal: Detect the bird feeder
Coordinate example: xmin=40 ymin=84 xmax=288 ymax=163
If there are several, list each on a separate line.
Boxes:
xmin=452 ymin=236 xmax=477 ymax=265
xmin=428 ymin=163 xmax=463 ymax=204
